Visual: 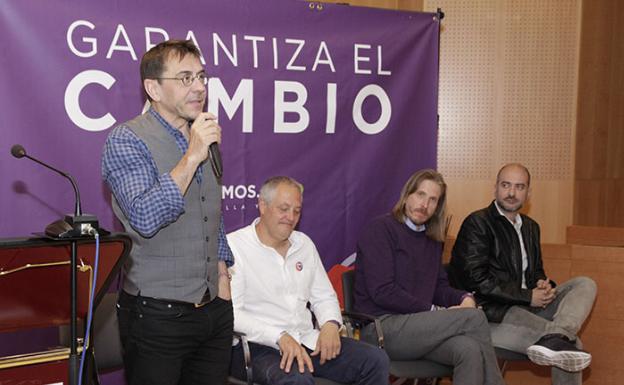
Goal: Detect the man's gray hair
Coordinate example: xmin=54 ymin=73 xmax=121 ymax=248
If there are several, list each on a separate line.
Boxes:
xmin=259 ymin=176 xmax=304 ymax=204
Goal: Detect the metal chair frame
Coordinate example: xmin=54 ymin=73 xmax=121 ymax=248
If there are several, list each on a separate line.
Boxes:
xmin=340 ymin=269 xmax=453 ymax=385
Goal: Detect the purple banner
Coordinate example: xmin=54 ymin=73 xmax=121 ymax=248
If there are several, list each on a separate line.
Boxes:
xmin=1 ymin=0 xmax=439 ymax=268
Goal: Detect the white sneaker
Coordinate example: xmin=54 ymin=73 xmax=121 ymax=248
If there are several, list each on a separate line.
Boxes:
xmin=526 ymin=334 xmax=591 ymax=372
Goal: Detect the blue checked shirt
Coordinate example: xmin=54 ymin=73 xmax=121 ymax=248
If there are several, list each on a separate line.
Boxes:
xmin=102 ymin=108 xmax=233 ymax=267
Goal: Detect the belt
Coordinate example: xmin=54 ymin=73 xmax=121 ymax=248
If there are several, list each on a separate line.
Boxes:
xmin=153 ymin=295 xmax=212 ymax=308
xmin=130 ymin=289 xmax=212 ymax=308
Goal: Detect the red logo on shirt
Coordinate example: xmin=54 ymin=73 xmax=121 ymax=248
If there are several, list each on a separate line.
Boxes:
xmin=295 ymin=261 xmax=303 ymax=271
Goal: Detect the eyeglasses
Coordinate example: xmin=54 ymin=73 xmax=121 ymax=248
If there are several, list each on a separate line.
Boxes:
xmin=156 ymin=72 xmax=208 ymax=87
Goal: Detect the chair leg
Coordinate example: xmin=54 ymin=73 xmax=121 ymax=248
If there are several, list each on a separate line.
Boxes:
xmin=497 ymin=358 xmax=509 ymax=376
xmin=417 ymin=378 xmax=440 ymax=385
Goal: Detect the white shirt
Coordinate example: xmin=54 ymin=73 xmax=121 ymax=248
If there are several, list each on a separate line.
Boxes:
xmin=404 ymin=217 xmax=426 ymax=232
xmin=227 ymin=218 xmax=342 ymax=350
xmin=494 ymin=201 xmax=528 ymax=289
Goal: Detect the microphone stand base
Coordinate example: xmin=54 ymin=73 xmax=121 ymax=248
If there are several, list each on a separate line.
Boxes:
xmin=44 ymin=214 xmax=102 ymax=239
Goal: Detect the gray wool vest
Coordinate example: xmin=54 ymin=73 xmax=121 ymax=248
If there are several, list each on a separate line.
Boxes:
xmin=112 ymin=112 xmax=221 ymax=303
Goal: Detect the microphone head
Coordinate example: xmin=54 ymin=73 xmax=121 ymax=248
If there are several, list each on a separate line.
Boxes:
xmin=11 ymin=144 xmax=26 ymax=158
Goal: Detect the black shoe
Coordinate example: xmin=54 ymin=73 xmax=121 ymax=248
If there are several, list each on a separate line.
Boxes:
xmin=526 ymin=334 xmax=591 ymax=372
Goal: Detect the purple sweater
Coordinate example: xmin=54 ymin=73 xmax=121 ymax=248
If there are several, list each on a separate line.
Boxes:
xmin=354 ymin=214 xmax=466 ymax=316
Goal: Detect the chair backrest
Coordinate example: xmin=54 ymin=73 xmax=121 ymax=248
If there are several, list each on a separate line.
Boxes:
xmin=57 ymin=291 xmax=124 ymax=383
xmin=341 ymin=269 xmax=356 ymax=312
xmin=92 ymin=292 xmax=124 ymax=371
xmin=327 ymin=264 xmax=353 ymax=310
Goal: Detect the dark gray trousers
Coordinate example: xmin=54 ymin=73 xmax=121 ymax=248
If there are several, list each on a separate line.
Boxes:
xmin=361 ymin=308 xmax=504 ymax=385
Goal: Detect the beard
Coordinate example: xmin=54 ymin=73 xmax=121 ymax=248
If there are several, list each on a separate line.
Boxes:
xmin=496 ymin=196 xmax=523 ymax=213
xmin=407 ymin=208 xmax=431 ymax=225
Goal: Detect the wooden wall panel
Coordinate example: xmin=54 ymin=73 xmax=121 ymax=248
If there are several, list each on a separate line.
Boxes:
xmin=443 ymin=180 xmax=494 ymax=237
xmin=427 ymin=0 xmax=499 ymax=181
xmin=569 ymin=244 xmax=624 ymax=385
xmin=574 ymin=180 xmax=609 ymax=225
xmin=580 ymin=318 xmax=624 ymax=385
xmin=423 ymin=0 xmax=580 ymax=243
xmin=575 ymin=0 xmax=624 ymax=227
xmin=567 ymin=225 xmax=624 ymax=247
xmin=575 ymin=178 xmax=624 ymax=232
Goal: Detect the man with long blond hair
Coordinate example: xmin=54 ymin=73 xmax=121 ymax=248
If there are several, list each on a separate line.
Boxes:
xmin=354 ymin=169 xmax=504 ymax=385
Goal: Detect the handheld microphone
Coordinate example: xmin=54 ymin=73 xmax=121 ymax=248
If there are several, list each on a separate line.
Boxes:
xmin=189 ymin=115 xmax=223 ymax=179
xmin=208 ymin=142 xmax=223 ymax=179
xmin=11 ymin=144 xmax=99 ymax=238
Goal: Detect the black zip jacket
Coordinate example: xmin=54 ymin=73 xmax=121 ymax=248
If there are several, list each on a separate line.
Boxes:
xmin=448 ymin=201 xmax=551 ymax=322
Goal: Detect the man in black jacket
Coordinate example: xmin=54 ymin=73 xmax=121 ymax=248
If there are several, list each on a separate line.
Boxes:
xmin=449 ymin=164 xmax=596 ymax=384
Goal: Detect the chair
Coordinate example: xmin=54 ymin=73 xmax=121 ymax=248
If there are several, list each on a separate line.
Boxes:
xmin=91 ymin=292 xmax=125 ymax=373
xmin=494 ymin=347 xmax=530 ymax=375
xmin=228 ymin=330 xmax=347 ymax=385
xmin=442 ymin=263 xmax=530 ymax=375
xmin=340 ymin=269 xmax=453 ymax=385
xmin=58 ymin=292 xmax=124 ymax=385
xmin=327 ymin=264 xmax=352 ymax=311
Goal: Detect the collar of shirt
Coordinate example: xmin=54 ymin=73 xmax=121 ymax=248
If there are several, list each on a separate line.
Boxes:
xmin=250 ymin=217 xmax=303 ymax=258
xmin=494 ymin=200 xmax=523 ymax=229
xmin=149 ymin=108 xmax=203 ymax=184
xmin=404 ymin=216 xmax=426 ymax=232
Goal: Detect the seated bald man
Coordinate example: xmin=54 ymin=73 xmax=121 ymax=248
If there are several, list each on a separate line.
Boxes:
xmin=449 ymin=163 xmax=597 ymax=385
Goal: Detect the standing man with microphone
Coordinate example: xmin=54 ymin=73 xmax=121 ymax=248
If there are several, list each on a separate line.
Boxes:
xmin=102 ymin=40 xmax=234 ymax=385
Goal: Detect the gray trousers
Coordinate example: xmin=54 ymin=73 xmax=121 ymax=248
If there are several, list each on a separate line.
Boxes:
xmin=489 ymin=276 xmax=597 ymax=385
xmin=361 ymin=308 xmax=504 ymax=385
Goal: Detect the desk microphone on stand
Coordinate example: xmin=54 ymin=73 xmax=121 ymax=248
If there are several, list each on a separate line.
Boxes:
xmin=10 ymin=144 xmax=99 ymax=238
xmin=11 ymin=143 xmax=101 ymax=385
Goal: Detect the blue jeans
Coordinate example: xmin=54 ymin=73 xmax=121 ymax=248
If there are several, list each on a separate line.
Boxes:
xmin=117 ymin=290 xmax=234 ymax=385
xmin=230 ymin=337 xmax=389 ymax=385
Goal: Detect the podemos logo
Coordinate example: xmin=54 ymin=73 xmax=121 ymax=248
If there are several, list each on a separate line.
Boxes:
xmin=222 ymin=184 xmax=257 ymax=211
